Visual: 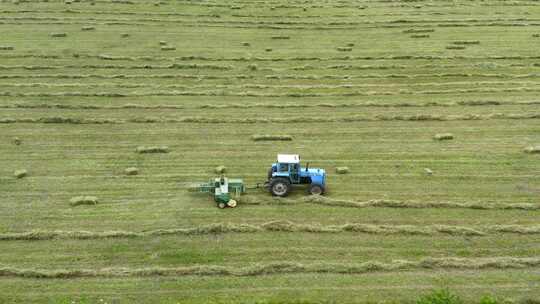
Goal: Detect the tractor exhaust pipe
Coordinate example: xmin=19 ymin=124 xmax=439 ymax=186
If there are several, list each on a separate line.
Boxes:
xmin=305 ymin=162 xmax=309 ymax=172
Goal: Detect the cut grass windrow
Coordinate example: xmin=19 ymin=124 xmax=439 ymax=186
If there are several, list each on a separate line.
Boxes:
xmin=4 ymin=54 xmax=540 ymax=62
xmin=3 ymin=80 xmax=540 ymax=90
xmin=239 ymin=195 xmax=540 ymax=211
xmin=1 ymin=100 xmax=539 ymax=110
xmin=0 ymin=113 xmax=538 ymax=124
xmin=1 ymin=19 xmax=538 ymax=30
xmin=4 ymin=72 xmax=540 ymax=81
xmin=2 ymin=222 xmax=540 ymax=241
xmin=1 ymin=257 xmax=539 ymax=278
xmin=3 ymin=86 xmax=540 ymax=98
xmin=0 ymin=63 xmax=233 ymax=70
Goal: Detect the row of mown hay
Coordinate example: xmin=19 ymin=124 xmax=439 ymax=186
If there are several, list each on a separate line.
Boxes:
xmin=302 ymin=195 xmax=540 ymax=210
xmin=6 ymin=100 xmax=539 ymax=110
xmin=0 ymin=257 xmax=538 ymax=278
xmin=3 ymin=86 xmax=540 ymax=96
xmin=1 ymin=113 xmax=539 ymax=125
xmin=236 ymin=195 xmax=539 ymax=211
xmin=2 ymin=222 xmax=539 ymax=241
xmin=9 ymin=53 xmax=540 ymax=62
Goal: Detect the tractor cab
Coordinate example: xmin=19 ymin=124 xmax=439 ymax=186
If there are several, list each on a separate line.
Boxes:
xmin=266 ymin=154 xmax=326 ymax=197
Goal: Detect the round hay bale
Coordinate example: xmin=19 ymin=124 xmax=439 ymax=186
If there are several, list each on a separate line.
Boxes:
xmin=69 ymin=196 xmax=98 ymax=206
xmin=50 ymin=33 xmax=67 ymax=38
xmin=433 ymin=133 xmax=454 ymax=141
xmin=13 ymin=137 xmax=21 ymax=145
xmin=335 ymin=167 xmax=349 ymax=174
xmin=524 ymin=146 xmax=540 ymax=154
xmin=424 ymin=168 xmax=433 ymax=175
xmin=125 ymin=167 xmax=139 ymax=175
xmin=215 ymin=165 xmax=227 ymax=174
xmin=251 ymin=134 xmax=292 ymax=141
xmin=228 ymin=200 xmax=237 ymax=208
xmin=14 ymin=169 xmax=27 ymax=179
xmin=135 ymin=146 xmax=169 ymax=153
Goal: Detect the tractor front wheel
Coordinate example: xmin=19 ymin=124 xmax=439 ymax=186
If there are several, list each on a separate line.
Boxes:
xmin=308 ymin=184 xmax=324 ymax=195
xmin=269 ymin=178 xmax=291 ymax=197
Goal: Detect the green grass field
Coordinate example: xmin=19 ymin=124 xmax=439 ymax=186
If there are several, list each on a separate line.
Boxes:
xmin=1 ymin=0 xmax=539 ymax=303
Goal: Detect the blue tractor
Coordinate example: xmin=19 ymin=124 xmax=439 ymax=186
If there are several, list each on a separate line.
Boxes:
xmin=266 ymin=154 xmax=326 ymax=197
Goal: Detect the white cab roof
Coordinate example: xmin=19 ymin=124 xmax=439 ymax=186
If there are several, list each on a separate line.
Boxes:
xmin=277 ymin=154 xmax=300 ymax=163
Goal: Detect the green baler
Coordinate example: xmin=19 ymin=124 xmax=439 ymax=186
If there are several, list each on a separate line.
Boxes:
xmin=192 ymin=176 xmax=245 ymax=208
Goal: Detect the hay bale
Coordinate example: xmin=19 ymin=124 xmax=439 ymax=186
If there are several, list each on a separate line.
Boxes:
xmin=161 ymin=46 xmax=175 ymax=51
xmin=411 ymin=34 xmax=430 ymax=38
xmin=14 ymin=169 xmax=27 ymax=179
xmin=0 ymin=46 xmax=14 ymax=51
xmin=335 ymin=167 xmax=349 ymax=174
xmin=215 ymin=165 xmax=227 ymax=174
xmin=433 ymin=133 xmax=454 ymax=140
xmin=533 ymin=34 xmax=540 ymax=38
xmin=271 ymin=36 xmax=290 ymax=40
xmin=446 ymin=45 xmax=466 ymax=50
xmin=251 ymin=135 xmax=293 ymax=141
xmin=337 ymin=47 xmax=352 ymax=52
xmin=50 ymin=33 xmax=67 ymax=37
xmin=265 ymin=48 xmax=272 ymax=52
xmin=403 ymin=29 xmax=435 ymax=34
xmin=248 ymin=64 xmax=258 ymax=71
xmin=81 ymin=26 xmax=95 ymax=31
xmin=424 ymin=168 xmax=433 ymax=175
xmin=242 ymin=42 xmax=250 ymax=46
xmin=452 ymin=40 xmax=480 ymax=45
xmin=121 ymin=33 xmax=130 ymax=38
xmin=13 ymin=137 xmax=21 ymax=145
xmin=524 ymin=146 xmax=540 ymax=154
xmin=135 ymin=146 xmax=169 ymax=153
xmin=159 ymin=41 xmax=167 ymax=45
xmin=70 ymin=196 xmax=98 ymax=206
xmin=125 ymin=167 xmax=139 ymax=175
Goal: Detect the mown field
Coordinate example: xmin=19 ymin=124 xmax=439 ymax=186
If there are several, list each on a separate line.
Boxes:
xmin=1 ymin=0 xmax=539 ymax=303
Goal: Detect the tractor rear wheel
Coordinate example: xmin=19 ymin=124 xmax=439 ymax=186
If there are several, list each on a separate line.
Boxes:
xmin=308 ymin=184 xmax=324 ymax=195
xmin=269 ymin=178 xmax=291 ymax=197
xmin=218 ymin=202 xmax=227 ymax=209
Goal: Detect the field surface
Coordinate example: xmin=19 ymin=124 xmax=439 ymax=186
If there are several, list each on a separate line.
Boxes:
xmin=1 ymin=0 xmax=539 ymax=303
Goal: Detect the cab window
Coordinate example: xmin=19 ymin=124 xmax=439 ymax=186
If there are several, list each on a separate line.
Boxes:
xmin=278 ymin=163 xmax=289 ymax=172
